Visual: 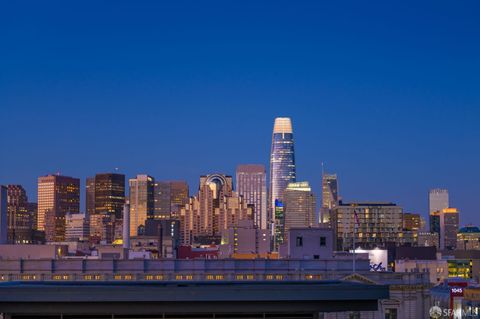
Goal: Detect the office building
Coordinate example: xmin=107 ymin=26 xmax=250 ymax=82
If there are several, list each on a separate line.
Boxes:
xmin=332 ymin=202 xmax=403 ymax=250
xmin=429 ymin=210 xmax=440 ymax=234
xmin=154 ymin=180 xmax=189 ymax=219
xmin=129 ymin=175 xmax=155 ymax=237
xmin=180 ymin=174 xmax=252 ymax=245
xmin=269 ymin=117 xmax=296 ymax=231
xmin=65 ymin=213 xmax=89 ymax=242
xmin=457 ymin=225 xmax=480 ymax=250
xmin=440 ymin=207 xmax=459 ymax=250
xmin=0 ymin=185 xmax=7 ymax=244
xmin=320 ymin=173 xmax=338 ymax=224
xmin=417 ymin=232 xmax=439 ymax=248
xmin=6 ymin=185 xmax=33 ymax=244
xmin=85 ymin=173 xmax=125 ymax=243
xmin=236 ymin=164 xmax=267 ymax=229
xmin=37 ymin=174 xmax=80 ymax=242
xmin=283 ymin=182 xmax=317 ymax=244
xmin=429 ymin=188 xmax=449 ymax=214
xmin=403 ymin=213 xmax=421 ymax=231
xmin=91 ymin=173 xmax=126 ymax=219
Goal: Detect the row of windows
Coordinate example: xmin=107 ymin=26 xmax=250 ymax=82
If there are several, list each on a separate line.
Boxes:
xmin=0 ymin=274 xmax=323 ymax=281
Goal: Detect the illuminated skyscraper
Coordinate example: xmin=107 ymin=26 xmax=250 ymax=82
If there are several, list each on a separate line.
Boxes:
xmin=429 ymin=189 xmax=449 ymax=214
xmin=440 ymin=208 xmax=459 ymax=250
xmin=154 ymin=180 xmax=189 ymax=219
xmin=283 ymin=182 xmax=317 ymax=244
xmin=129 ymin=175 xmax=155 ymax=236
xmin=37 ymin=174 xmax=80 ymax=242
xmin=269 ymin=117 xmax=296 ymax=231
xmin=6 ymin=185 xmax=33 ymax=244
xmin=236 ymin=164 xmax=267 ymax=229
xmin=87 ymin=173 xmax=125 ymax=243
xmin=320 ymin=173 xmax=338 ymax=224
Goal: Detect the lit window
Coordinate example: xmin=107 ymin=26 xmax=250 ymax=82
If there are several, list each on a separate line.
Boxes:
xmin=206 ymin=275 xmax=214 ymax=280
xmin=236 ymin=275 xmax=244 ymax=280
xmin=305 ymin=274 xmax=314 ymax=280
xmin=246 ymin=274 xmax=254 ymax=280
xmin=215 ymin=275 xmax=224 ymax=280
xmin=275 ymin=275 xmax=283 ymax=280
xmin=114 ymin=275 xmax=122 ymax=280
xmin=155 ymin=275 xmax=163 ymax=280
xmin=266 ymin=275 xmax=274 ymax=280
xmin=145 ymin=275 xmax=154 ymax=280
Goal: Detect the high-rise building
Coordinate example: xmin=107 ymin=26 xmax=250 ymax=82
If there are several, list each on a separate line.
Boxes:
xmin=429 ymin=189 xmax=449 ymax=214
xmin=236 ymin=164 xmax=267 ymax=229
xmin=283 ymin=182 xmax=317 ymax=244
xmin=6 ymin=185 xmax=33 ymax=244
xmin=0 ymin=186 xmax=7 ymax=244
xmin=180 ymin=174 xmax=252 ymax=245
xmin=85 ymin=177 xmax=95 ymax=218
xmin=440 ymin=208 xmax=459 ymax=250
xmin=37 ymin=174 xmax=80 ymax=242
xmin=154 ymin=181 xmax=189 ymax=219
xmin=332 ymin=202 xmax=403 ymax=250
xmin=403 ymin=213 xmax=421 ymax=231
xmin=169 ymin=181 xmax=189 ymax=215
xmin=269 ymin=117 xmax=296 ymax=234
xmin=129 ymin=175 xmax=155 ymax=237
xmin=86 ymin=173 xmax=125 ymax=243
xmin=430 ymin=211 xmax=441 ymax=234
xmin=154 ymin=181 xmax=171 ymax=218
xmin=320 ymin=173 xmax=338 ymax=224
xmin=65 ymin=213 xmax=89 ymax=242
xmin=93 ymin=173 xmax=126 ymax=219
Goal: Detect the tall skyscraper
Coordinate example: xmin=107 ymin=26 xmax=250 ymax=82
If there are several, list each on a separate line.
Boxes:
xmin=179 ymin=174 xmax=252 ymax=245
xmin=93 ymin=173 xmax=125 ymax=219
xmin=37 ymin=174 xmax=80 ymax=242
xmin=429 ymin=189 xmax=449 ymax=214
xmin=269 ymin=117 xmax=296 ymax=231
xmin=320 ymin=173 xmax=339 ymax=224
xmin=170 ymin=181 xmax=189 ymax=215
xmin=0 ymin=185 xmax=7 ymax=244
xmin=283 ymin=182 xmax=317 ymax=244
xmin=87 ymin=173 xmax=125 ymax=243
xmin=440 ymin=208 xmax=459 ymax=250
xmin=236 ymin=164 xmax=267 ymax=229
xmin=154 ymin=180 xmax=189 ymax=219
xmin=129 ymin=175 xmax=155 ymax=236
xmin=6 ymin=185 xmax=33 ymax=244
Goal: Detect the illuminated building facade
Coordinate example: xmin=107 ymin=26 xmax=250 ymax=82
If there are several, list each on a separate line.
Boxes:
xmin=269 ymin=117 xmax=296 ymax=233
xmin=236 ymin=164 xmax=267 ymax=229
xmin=283 ymin=182 xmax=317 ymax=243
xmin=154 ymin=180 xmax=189 ymax=219
xmin=320 ymin=173 xmax=338 ymax=224
xmin=86 ymin=173 xmax=125 ymax=243
xmin=180 ymin=174 xmax=252 ymax=245
xmin=440 ymin=207 xmax=459 ymax=250
xmin=332 ymin=202 xmax=403 ymax=250
xmin=37 ymin=175 xmax=80 ymax=242
xmin=6 ymin=185 xmax=33 ymax=244
xmin=129 ymin=175 xmax=155 ymax=237
xmin=457 ymin=226 xmax=480 ymax=250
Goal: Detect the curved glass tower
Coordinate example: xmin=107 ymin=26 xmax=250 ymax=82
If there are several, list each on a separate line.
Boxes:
xmin=269 ymin=117 xmax=296 ymax=240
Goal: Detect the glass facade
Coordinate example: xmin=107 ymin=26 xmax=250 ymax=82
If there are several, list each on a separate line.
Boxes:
xmin=269 ymin=117 xmax=296 ymax=231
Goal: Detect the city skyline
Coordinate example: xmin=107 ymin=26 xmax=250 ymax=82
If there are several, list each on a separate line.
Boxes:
xmin=1 ymin=2 xmax=479 ymax=224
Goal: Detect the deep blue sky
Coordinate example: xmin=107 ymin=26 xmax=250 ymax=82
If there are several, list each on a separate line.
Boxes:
xmin=1 ymin=1 xmax=479 ymax=224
